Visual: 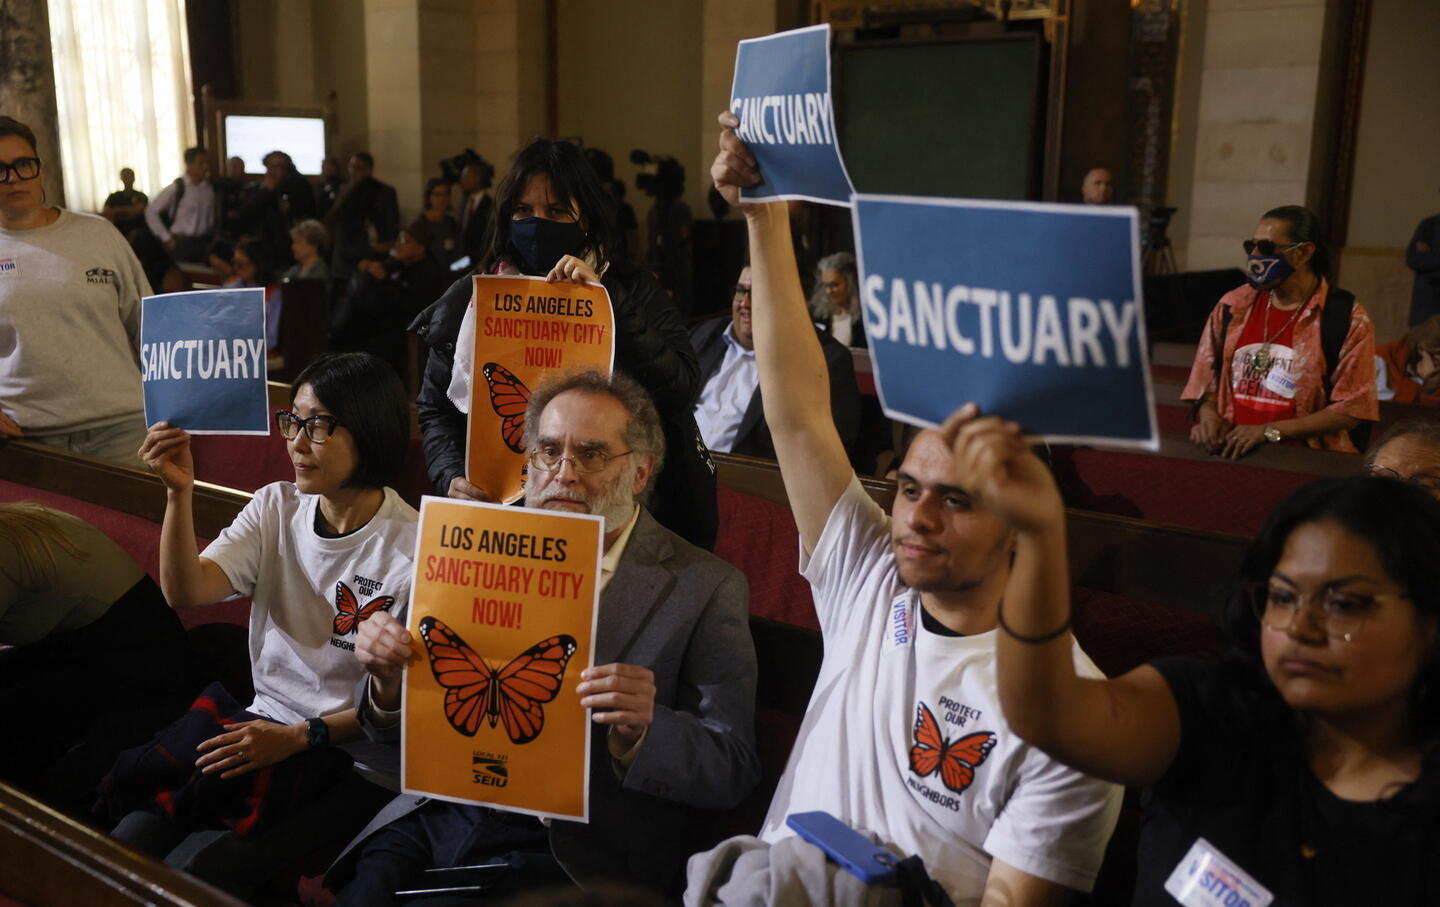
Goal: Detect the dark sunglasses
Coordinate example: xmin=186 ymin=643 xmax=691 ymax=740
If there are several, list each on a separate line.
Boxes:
xmin=1242 ymin=238 xmax=1305 ymax=256
xmin=0 ymin=157 xmax=41 ymax=183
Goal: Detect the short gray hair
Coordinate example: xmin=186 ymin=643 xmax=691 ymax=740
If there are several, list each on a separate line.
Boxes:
xmin=290 ymin=218 xmax=328 ymax=249
xmin=1366 ymin=418 xmax=1440 ymax=467
xmin=522 ymin=369 xmax=666 ymax=498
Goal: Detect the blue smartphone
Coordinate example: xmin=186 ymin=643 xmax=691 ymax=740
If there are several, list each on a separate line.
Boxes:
xmin=786 ymin=811 xmax=899 ymax=884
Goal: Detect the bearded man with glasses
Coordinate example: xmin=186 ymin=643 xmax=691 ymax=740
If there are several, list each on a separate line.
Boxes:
xmin=326 ymin=369 xmax=759 ymax=902
xmin=0 ymin=115 xmax=153 ymax=466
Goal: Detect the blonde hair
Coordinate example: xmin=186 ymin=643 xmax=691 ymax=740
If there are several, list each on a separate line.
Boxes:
xmin=0 ymin=502 xmax=86 ymax=587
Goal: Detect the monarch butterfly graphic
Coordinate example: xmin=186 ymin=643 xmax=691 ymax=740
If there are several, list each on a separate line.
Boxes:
xmin=418 ymin=616 xmax=576 ymax=744
xmin=332 ymin=581 xmax=395 ymax=636
xmin=908 ymin=700 xmax=996 ymax=795
xmin=482 ymin=362 xmax=531 ymax=454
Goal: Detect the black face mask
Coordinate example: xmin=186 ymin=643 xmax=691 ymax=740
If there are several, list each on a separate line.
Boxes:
xmin=508 ymin=217 xmax=588 ymax=274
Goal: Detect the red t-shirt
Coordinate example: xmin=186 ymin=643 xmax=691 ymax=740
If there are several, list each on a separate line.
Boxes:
xmin=1229 ymin=293 xmax=1309 ymax=425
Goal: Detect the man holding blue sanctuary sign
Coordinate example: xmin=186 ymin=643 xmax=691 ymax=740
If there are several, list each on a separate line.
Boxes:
xmin=687 ymin=114 xmax=1120 ymax=906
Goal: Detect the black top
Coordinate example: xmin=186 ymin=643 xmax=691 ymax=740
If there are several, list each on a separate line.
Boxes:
xmin=1136 ymin=656 xmax=1436 ymax=906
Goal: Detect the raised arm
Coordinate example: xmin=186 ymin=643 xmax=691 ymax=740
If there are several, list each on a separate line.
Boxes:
xmin=710 ymin=113 xmax=854 ymax=552
xmin=138 ymin=424 xmax=236 ymax=608
xmin=942 ymin=405 xmax=1182 ymax=787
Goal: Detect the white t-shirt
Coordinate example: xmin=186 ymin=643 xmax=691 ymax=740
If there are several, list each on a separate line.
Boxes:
xmin=760 ymin=478 xmax=1121 ymax=903
xmin=203 ymin=482 xmax=419 ymax=785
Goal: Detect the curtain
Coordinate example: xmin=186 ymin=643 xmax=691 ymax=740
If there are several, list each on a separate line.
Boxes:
xmin=47 ymin=0 xmax=194 ymax=214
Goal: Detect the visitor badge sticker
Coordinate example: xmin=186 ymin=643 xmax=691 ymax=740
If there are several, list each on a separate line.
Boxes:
xmin=852 ymin=195 xmax=1158 ymax=449
xmin=730 ymin=23 xmax=854 ymax=206
xmin=402 ymin=496 xmax=602 ymax=822
xmin=140 ymin=288 xmax=270 ymax=434
xmin=1163 ymin=838 xmax=1274 ymax=907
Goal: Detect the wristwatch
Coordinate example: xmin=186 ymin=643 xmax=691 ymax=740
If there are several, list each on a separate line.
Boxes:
xmin=306 ymin=717 xmax=330 ymax=749
xmin=1263 ymin=425 xmax=1283 ymax=443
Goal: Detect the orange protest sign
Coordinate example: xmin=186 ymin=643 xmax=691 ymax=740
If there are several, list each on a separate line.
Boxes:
xmin=403 ymin=496 xmax=602 ymax=821
xmin=466 ymin=275 xmax=615 ymax=503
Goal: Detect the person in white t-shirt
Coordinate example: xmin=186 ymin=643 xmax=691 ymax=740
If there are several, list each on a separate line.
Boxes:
xmin=687 ymin=114 xmax=1121 ymax=906
xmin=110 ymin=352 xmax=418 ymax=899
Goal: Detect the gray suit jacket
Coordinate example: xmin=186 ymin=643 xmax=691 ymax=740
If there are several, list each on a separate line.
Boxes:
xmin=328 ymin=507 xmax=759 ymax=894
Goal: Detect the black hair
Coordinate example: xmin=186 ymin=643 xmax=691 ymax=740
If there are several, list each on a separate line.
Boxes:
xmin=291 ymin=352 xmax=410 ymax=488
xmin=205 ymin=237 xmax=235 ymax=264
xmin=263 ymin=150 xmax=294 ymax=171
xmin=423 ymin=177 xmax=450 ymax=210
xmin=402 ymin=218 xmax=434 ymax=250
xmin=1222 ymin=476 xmax=1440 ymax=809
xmin=234 ymin=238 xmax=276 ymax=286
xmin=353 ymin=151 xmax=375 ymax=170
xmin=0 ymin=116 xmax=39 ymax=155
xmin=183 ymin=146 xmax=206 ymax=165
xmin=478 ymin=138 xmax=619 ymax=274
xmin=1261 ymin=205 xmax=1332 ymax=281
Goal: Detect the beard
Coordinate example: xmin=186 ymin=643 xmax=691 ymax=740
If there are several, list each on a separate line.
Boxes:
xmin=526 ymin=463 xmax=638 ymax=533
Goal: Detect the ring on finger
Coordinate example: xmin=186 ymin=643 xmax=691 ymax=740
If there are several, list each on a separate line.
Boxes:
xmin=236 ymin=749 xmax=246 ymax=762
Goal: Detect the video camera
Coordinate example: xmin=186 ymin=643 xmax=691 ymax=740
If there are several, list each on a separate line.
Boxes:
xmin=630 ymin=149 xmax=685 ymax=200
xmin=1145 ymin=206 xmax=1178 ymax=248
xmin=439 ymin=149 xmax=494 ymax=187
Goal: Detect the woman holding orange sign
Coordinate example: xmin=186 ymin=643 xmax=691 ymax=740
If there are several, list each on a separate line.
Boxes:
xmin=411 ymin=139 xmax=717 ymax=549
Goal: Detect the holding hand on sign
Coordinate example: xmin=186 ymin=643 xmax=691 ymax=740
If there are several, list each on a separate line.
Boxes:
xmin=355 ymin=610 xmax=414 ymax=712
xmin=547 ymin=253 xmax=599 ymax=286
xmin=139 ymin=422 xmax=197 ymax=492
xmin=710 ymin=112 xmax=762 ymax=209
xmin=939 ymin=403 xmax=1061 ymax=537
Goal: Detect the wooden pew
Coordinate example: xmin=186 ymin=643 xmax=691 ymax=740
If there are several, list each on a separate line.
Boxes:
xmin=0 ymin=782 xmax=248 ymax=907
xmin=712 ymin=451 xmax=1248 ymax=616
xmin=271 ymin=278 xmax=333 ymax=384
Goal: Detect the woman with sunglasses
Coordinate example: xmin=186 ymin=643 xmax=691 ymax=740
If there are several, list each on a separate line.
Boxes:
xmin=412 ymin=137 xmax=716 ymax=548
xmin=1182 ymin=205 xmax=1378 ymax=458
xmin=947 ymin=406 xmax=1440 ymax=905
xmin=117 ymin=352 xmax=416 ymax=899
xmin=0 ymin=116 xmax=152 ymax=465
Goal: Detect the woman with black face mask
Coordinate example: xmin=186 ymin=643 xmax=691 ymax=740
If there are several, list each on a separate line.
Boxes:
xmin=409 ymin=138 xmax=717 ymax=550
xmin=1180 ymin=205 xmax=1378 ymax=459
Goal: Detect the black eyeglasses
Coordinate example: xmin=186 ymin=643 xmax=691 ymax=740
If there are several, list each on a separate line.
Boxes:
xmin=1242 ymin=238 xmax=1305 ymax=256
xmin=528 ymin=446 xmax=632 ymax=474
xmin=732 ymin=285 xmax=752 ymax=299
xmin=275 ymin=409 xmax=339 ymax=443
xmin=0 ymin=157 xmax=41 ymax=183
xmin=1364 ymin=463 xmax=1440 ymax=495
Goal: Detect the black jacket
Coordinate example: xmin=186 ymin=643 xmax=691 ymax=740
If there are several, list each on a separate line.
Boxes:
xmin=690 ymin=316 xmax=862 ymax=462
xmin=410 ymin=261 xmax=718 ymax=550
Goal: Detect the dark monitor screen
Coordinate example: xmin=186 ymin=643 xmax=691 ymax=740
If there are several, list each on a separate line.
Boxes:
xmin=836 ymin=35 xmax=1042 ymax=200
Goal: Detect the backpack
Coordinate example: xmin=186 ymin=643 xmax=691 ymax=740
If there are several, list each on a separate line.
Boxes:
xmin=158 ymin=177 xmax=186 ymax=229
xmin=1209 ymin=286 xmax=1368 ymax=447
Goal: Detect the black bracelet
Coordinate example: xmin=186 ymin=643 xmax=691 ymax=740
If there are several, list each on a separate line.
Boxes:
xmin=995 ymin=601 xmax=1072 ymax=645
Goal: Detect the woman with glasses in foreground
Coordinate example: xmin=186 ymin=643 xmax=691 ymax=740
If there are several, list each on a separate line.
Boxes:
xmin=946 ymin=403 xmax=1440 ymax=905
xmin=111 ymin=352 xmax=417 ymax=899
xmin=1182 ymin=205 xmax=1378 ymax=458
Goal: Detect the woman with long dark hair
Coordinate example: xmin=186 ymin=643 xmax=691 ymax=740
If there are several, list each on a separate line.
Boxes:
xmin=949 ymin=403 xmax=1440 ymax=905
xmin=412 ymin=138 xmax=716 ymax=548
xmin=1182 ymin=205 xmax=1378 ymax=457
